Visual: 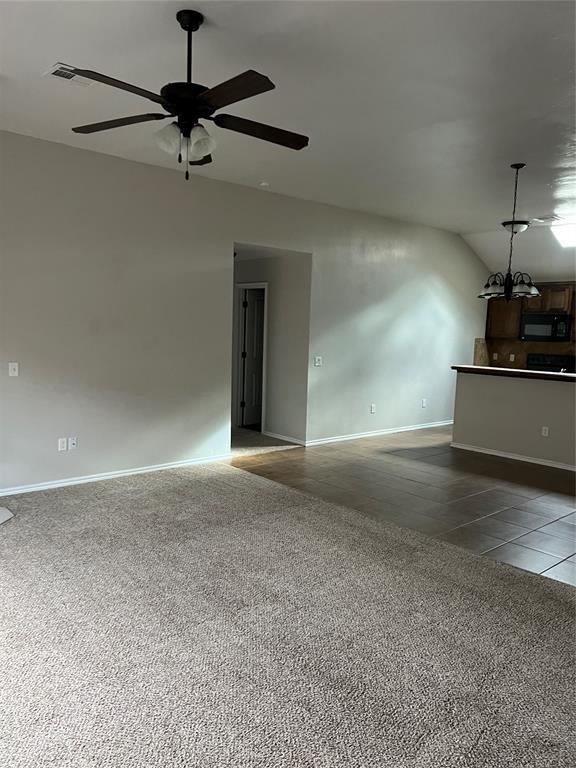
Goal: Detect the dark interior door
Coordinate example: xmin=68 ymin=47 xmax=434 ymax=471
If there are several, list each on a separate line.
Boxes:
xmin=240 ymin=288 xmax=265 ymax=430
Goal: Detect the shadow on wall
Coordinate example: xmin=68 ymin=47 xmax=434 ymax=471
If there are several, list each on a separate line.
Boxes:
xmin=307 ymin=264 xmax=484 ymax=439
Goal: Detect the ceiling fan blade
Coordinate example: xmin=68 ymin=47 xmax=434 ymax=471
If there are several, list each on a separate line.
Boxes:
xmin=189 ymin=154 xmax=213 ymax=166
xmin=72 ymin=113 xmax=169 ymax=134
xmin=212 ymin=114 xmax=309 ymax=150
xmin=200 ymin=70 xmax=274 ymax=110
xmin=68 ymin=68 xmax=164 ymax=104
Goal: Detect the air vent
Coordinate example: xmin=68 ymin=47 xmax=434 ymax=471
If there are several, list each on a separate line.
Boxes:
xmin=43 ymin=63 xmax=92 ymax=86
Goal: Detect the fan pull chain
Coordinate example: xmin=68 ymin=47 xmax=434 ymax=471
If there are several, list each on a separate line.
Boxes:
xmin=185 ymin=138 xmax=190 ymax=180
xmin=178 ymin=131 xmax=182 ymax=164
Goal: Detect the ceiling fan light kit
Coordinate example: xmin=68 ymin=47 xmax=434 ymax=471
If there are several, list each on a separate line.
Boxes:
xmin=68 ymin=9 xmax=309 ymax=180
xmin=478 ymin=163 xmax=540 ymax=302
xmin=155 ymin=122 xmax=181 ymax=155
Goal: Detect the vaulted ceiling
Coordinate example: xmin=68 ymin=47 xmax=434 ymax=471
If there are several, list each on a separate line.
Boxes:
xmin=1 ymin=1 xmax=574 ymax=275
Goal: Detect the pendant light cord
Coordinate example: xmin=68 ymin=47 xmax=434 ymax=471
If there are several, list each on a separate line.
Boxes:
xmin=507 ymin=165 xmax=520 ymax=273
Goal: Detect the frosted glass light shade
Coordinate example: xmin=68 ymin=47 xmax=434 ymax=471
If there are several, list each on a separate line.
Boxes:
xmin=478 ymin=280 xmax=504 ymax=299
xmin=513 ymin=282 xmax=532 ymax=296
xmin=189 ymin=124 xmax=216 ymax=158
xmin=155 ymin=122 xmax=181 ymax=155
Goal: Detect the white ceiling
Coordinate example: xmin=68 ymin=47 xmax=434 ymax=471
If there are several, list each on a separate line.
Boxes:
xmin=463 ymin=227 xmax=576 ymax=282
xmin=1 ymin=1 xmax=575 ymax=272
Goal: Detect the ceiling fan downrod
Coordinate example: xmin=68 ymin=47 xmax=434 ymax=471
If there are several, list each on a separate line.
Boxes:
xmin=175 ymin=9 xmax=204 ymax=84
xmin=176 ymin=9 xmax=204 ymax=180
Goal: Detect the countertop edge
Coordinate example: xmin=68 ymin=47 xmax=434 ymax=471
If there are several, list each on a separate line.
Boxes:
xmin=451 ymin=365 xmax=576 ymax=383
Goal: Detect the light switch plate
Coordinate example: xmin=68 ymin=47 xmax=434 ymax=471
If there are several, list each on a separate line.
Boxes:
xmin=313 ymin=355 xmax=323 ymax=367
xmin=58 ymin=438 xmax=67 ymax=452
xmin=8 ymin=362 xmax=19 ymax=377
xmin=68 ymin=437 xmax=78 ymax=450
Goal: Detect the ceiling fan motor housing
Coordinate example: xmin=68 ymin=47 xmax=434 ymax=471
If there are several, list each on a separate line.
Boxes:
xmin=159 ymin=82 xmax=213 ymax=129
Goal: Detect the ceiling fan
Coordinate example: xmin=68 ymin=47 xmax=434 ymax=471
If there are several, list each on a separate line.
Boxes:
xmin=69 ymin=9 xmax=309 ymax=179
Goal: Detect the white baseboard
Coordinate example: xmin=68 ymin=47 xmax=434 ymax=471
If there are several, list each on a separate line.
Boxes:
xmin=304 ymin=420 xmax=453 ymax=447
xmin=0 ymin=420 xmax=454 ymax=497
xmin=261 ymin=430 xmax=306 ymax=446
xmin=0 ymin=453 xmax=232 ymax=498
xmin=451 ymin=442 xmax=576 ymax=472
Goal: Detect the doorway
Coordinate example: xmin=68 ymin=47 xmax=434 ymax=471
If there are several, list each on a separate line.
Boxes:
xmin=232 ymin=283 xmax=267 ymax=433
xmin=231 ymin=243 xmax=312 ymax=454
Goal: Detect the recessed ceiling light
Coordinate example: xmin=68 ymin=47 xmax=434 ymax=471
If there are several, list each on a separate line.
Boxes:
xmin=551 ymin=224 xmax=576 ymax=247
xmin=259 ymin=181 xmax=270 ymax=188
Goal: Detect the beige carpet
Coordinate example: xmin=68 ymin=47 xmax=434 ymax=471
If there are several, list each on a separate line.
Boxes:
xmin=1 ymin=463 xmax=574 ymax=767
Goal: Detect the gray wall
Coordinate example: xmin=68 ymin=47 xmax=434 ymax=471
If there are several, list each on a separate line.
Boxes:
xmin=0 ymin=131 xmax=487 ymax=491
xmin=452 ymin=372 xmax=576 ymax=469
xmin=305 ymin=230 xmax=487 ymax=442
xmin=234 ymin=249 xmax=312 ymax=443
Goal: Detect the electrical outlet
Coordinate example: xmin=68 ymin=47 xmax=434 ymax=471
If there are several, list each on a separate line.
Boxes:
xmin=8 ymin=362 xmax=19 ymax=377
xmin=313 ymin=355 xmax=323 ymax=367
xmin=370 ymin=403 xmax=376 ymax=414
xmin=509 ymin=353 xmax=515 ymax=362
xmin=492 ymin=353 xmax=498 ymax=361
xmin=68 ymin=437 xmax=78 ymax=450
xmin=58 ymin=437 xmax=67 ymax=451
xmin=421 ymin=398 xmax=427 ymax=409
xmin=541 ymin=426 xmax=550 ymax=438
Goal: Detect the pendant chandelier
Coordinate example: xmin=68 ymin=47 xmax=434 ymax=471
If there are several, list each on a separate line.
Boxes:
xmin=478 ymin=163 xmax=540 ymax=301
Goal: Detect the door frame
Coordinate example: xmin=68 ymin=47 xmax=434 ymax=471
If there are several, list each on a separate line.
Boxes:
xmin=232 ymin=282 xmax=268 ymax=431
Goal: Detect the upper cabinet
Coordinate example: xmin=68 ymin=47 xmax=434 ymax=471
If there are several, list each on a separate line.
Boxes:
xmin=486 ymin=297 xmax=521 ymax=338
xmin=522 ymin=285 xmax=573 ymax=314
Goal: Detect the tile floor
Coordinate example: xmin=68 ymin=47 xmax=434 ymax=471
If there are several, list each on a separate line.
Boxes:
xmin=229 ymin=426 xmax=576 ymax=586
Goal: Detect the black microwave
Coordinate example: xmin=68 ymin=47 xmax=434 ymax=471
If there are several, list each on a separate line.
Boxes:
xmin=519 ymin=313 xmax=572 ymax=341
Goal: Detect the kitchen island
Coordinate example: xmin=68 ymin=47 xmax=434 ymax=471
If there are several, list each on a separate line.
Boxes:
xmin=451 ymin=365 xmax=576 ymax=471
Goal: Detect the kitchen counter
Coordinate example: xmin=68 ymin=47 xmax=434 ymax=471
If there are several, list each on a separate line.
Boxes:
xmin=451 ymin=365 xmax=576 ymax=470
xmin=452 ymin=365 xmax=576 ymax=383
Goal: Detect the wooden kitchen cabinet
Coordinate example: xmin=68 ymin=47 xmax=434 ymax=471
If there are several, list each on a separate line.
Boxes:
xmin=543 ymin=285 xmax=573 ymax=312
xmin=486 ymin=282 xmax=575 ymax=340
xmin=521 ymin=293 xmax=545 ymax=312
xmin=522 ymin=285 xmax=573 ymax=313
xmin=486 ymin=298 xmax=521 ymax=339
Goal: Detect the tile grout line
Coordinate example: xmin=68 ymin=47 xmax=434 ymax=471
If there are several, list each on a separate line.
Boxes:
xmin=539 ymin=553 xmax=576 ymax=575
